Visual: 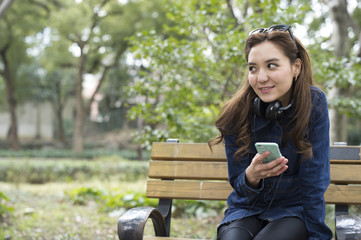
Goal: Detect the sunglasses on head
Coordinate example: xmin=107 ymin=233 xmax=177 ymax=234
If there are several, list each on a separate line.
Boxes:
xmin=249 ymin=24 xmax=296 ymax=43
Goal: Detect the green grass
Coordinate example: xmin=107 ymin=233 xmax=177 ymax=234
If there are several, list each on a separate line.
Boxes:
xmin=0 ymin=180 xmax=221 ymax=240
xmin=0 ymin=180 xmax=144 ymax=240
xmin=0 ymin=156 xmax=221 ymax=239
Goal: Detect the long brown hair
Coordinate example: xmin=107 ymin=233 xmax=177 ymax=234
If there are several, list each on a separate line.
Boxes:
xmin=209 ymin=31 xmax=314 ymax=160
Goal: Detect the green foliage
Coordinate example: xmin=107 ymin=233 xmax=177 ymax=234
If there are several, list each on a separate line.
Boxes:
xmin=0 ymin=0 xmax=55 ymax=104
xmin=66 ymin=186 xmax=158 ymax=211
xmin=101 ymin=191 xmax=158 ymax=211
xmin=0 ymin=191 xmax=14 ymax=220
xmin=311 ymin=51 xmax=361 ymax=118
xmin=67 ymin=187 xmax=105 ymax=205
xmin=348 ymin=128 xmax=361 ymax=145
xmin=128 ymin=0 xmax=311 ymax=148
xmin=173 ymin=199 xmax=226 ymax=218
xmin=0 ymin=157 xmax=148 ymax=184
xmin=352 ymin=6 xmax=361 ymax=28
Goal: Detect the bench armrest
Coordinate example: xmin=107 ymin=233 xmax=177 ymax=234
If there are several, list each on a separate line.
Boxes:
xmin=117 ymin=206 xmax=167 ymax=240
xmin=335 ymin=215 xmax=361 ymax=240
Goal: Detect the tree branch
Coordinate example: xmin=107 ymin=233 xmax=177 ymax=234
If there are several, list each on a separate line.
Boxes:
xmin=85 ymin=41 xmax=129 ymax=115
xmin=226 ymin=0 xmax=239 ymax=25
xmin=0 ymin=0 xmax=14 ymax=19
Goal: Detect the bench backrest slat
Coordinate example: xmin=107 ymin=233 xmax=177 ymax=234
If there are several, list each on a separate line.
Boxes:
xmin=151 ymin=143 xmax=361 ymax=162
xmin=147 ymin=180 xmax=361 ymax=205
xmin=330 ymin=146 xmax=361 ymax=160
xmin=149 ymin=161 xmax=228 ymax=180
xmin=325 ymin=185 xmax=361 ymax=205
xmin=147 ymin=143 xmax=361 ymax=205
xmin=330 ymin=165 xmax=361 ymax=184
xmin=151 ymin=143 xmax=226 ymax=161
xmin=149 ymin=160 xmax=361 ymax=184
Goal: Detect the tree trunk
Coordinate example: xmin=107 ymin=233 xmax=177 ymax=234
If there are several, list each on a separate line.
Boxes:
xmin=72 ymin=51 xmax=86 ymax=153
xmin=137 ymin=116 xmax=143 ymax=161
xmin=35 ymin=103 xmax=41 ymax=139
xmin=0 ymin=50 xmax=20 ymax=149
xmin=55 ymin=104 xmax=65 ymax=144
xmin=327 ymin=0 xmax=351 ymax=144
xmin=52 ymin=79 xmax=66 ymax=145
xmin=71 ymin=1 xmax=111 ymax=152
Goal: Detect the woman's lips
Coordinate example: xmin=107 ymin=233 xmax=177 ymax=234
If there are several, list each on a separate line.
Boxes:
xmin=259 ymin=86 xmax=274 ymax=93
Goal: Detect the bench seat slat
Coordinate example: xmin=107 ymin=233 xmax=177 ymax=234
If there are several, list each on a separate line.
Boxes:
xmin=148 ymin=161 xmax=228 ymax=180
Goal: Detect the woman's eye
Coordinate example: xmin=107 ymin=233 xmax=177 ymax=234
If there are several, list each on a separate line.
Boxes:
xmin=249 ymin=66 xmax=256 ymax=72
xmin=268 ymin=63 xmax=277 ymax=68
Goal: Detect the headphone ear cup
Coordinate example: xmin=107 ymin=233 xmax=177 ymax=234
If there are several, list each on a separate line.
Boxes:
xmin=253 ymin=97 xmax=266 ymax=118
xmin=265 ymin=100 xmax=283 ymax=120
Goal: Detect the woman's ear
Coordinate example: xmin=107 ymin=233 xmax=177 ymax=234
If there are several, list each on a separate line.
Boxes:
xmin=293 ymin=58 xmax=302 ymax=77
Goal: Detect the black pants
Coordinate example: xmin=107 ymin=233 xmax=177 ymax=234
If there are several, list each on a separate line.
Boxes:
xmin=217 ymin=216 xmax=307 ymax=240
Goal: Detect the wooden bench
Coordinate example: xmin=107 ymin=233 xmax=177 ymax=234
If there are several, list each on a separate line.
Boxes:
xmin=117 ymin=140 xmax=361 ymax=240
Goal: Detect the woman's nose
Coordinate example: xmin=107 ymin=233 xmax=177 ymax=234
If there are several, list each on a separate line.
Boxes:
xmin=257 ymin=69 xmax=268 ymax=82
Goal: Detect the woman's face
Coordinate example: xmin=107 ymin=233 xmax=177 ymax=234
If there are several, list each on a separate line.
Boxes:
xmin=248 ymin=41 xmax=301 ymax=106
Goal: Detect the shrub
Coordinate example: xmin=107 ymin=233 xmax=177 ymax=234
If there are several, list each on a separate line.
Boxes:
xmin=102 ymin=192 xmax=158 ymax=211
xmin=67 ymin=187 xmax=105 ymax=205
xmin=0 ymin=157 xmax=148 ymax=184
xmin=172 ymin=200 xmax=226 ymax=218
xmin=0 ymin=149 xmax=150 ymax=160
xmin=65 ymin=187 xmax=158 ymax=212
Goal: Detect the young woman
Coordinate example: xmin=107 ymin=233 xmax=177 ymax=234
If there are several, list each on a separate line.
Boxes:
xmin=209 ymin=25 xmax=333 ymax=240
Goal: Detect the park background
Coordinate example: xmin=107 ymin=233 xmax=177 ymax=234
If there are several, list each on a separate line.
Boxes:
xmin=0 ymin=0 xmax=361 ymax=239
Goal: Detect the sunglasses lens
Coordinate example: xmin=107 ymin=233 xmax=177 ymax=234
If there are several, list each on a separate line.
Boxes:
xmin=249 ymin=28 xmax=266 ymax=35
xmin=268 ymin=25 xmax=289 ymax=32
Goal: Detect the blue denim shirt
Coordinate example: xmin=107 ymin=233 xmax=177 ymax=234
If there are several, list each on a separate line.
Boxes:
xmin=220 ymin=86 xmax=333 ymax=240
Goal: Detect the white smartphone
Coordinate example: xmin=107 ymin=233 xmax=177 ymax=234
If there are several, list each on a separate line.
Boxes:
xmin=255 ymin=142 xmax=282 ymax=163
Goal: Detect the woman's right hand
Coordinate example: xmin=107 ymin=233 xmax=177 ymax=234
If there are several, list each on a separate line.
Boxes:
xmin=245 ymin=151 xmax=288 ymax=188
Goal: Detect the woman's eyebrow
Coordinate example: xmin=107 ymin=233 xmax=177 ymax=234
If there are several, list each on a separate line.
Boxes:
xmin=248 ymin=58 xmax=281 ymax=65
xmin=266 ymin=58 xmax=280 ymax=63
